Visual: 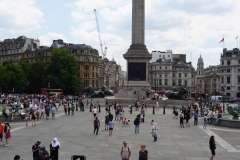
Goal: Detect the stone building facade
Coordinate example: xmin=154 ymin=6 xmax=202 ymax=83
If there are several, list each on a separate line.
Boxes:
xmin=149 ymin=61 xmax=195 ymax=94
xmin=22 ymin=39 xmax=101 ymax=89
xmin=219 ymin=48 xmax=240 ymax=98
xmin=0 ymin=36 xmax=40 ymax=65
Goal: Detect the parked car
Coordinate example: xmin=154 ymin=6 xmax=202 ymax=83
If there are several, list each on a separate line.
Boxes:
xmin=91 ymin=91 xmax=105 ymax=98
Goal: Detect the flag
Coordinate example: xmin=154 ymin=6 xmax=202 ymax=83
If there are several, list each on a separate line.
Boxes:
xmin=236 ymin=36 xmax=238 ymax=40
xmin=219 ymin=38 xmax=224 ymax=44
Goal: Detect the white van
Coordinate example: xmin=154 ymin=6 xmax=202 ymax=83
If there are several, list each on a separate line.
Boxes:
xmin=211 ymin=96 xmax=222 ymax=102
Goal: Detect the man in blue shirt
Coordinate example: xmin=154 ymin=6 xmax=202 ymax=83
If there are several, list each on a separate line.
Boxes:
xmin=215 ymin=112 xmax=222 ymax=125
xmin=194 ymin=110 xmax=198 ymax=125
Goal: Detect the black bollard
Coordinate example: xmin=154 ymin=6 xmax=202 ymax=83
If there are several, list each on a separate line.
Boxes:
xmin=90 ymin=105 xmax=92 ymax=112
xmin=173 ymin=106 xmax=175 ymax=114
xmin=109 ymin=105 xmax=111 ymax=111
xmin=163 ymin=106 xmax=166 ymax=114
xmin=153 ymin=106 xmax=155 ymax=114
xmin=99 ymin=104 xmax=101 ymax=113
xmin=130 ymin=106 xmax=132 ymax=114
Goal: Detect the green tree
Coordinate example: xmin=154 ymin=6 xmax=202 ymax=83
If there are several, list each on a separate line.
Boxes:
xmin=28 ymin=60 xmax=47 ymax=93
xmin=45 ymin=48 xmax=81 ymax=94
xmin=0 ymin=66 xmax=10 ymax=92
xmin=2 ymin=59 xmax=27 ymax=93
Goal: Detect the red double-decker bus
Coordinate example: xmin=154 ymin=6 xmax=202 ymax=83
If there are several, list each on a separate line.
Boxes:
xmin=40 ymin=88 xmax=63 ymax=96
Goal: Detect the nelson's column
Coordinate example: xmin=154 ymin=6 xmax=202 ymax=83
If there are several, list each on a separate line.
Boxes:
xmin=117 ymin=0 xmax=152 ymax=98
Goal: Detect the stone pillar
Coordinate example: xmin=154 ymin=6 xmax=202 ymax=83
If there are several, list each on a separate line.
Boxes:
xmin=132 ymin=0 xmax=145 ymax=44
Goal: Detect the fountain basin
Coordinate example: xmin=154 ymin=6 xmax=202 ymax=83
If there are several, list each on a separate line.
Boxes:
xmin=209 ymin=114 xmax=240 ymax=129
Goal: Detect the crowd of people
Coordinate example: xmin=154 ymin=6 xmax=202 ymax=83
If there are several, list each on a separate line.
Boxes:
xmin=0 ymin=95 xmax=224 ymax=160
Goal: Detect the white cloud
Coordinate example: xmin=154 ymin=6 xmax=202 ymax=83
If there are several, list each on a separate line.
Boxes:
xmin=39 ymin=32 xmax=67 ymax=46
xmin=0 ymin=0 xmax=43 ymax=34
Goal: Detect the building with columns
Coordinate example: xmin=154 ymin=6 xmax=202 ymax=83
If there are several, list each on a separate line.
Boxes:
xmin=195 ymin=55 xmax=220 ymax=95
xmin=219 ymin=48 xmax=240 ymax=98
xmin=149 ymin=60 xmax=195 ymax=94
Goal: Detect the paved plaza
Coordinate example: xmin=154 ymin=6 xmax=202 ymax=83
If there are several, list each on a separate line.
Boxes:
xmin=1 ymin=106 xmax=240 ymax=160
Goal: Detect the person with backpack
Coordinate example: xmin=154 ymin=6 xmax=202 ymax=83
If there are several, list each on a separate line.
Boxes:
xmin=134 ymin=115 xmax=140 ymax=133
xmin=109 ymin=111 xmax=113 ymax=121
xmin=139 ymin=144 xmax=148 ymax=160
xmin=120 ymin=141 xmax=131 ymax=160
xmin=93 ymin=116 xmax=100 ymax=135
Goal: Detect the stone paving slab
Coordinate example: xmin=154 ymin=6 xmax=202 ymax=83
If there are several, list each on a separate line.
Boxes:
xmin=0 ymin=106 xmax=240 ymax=160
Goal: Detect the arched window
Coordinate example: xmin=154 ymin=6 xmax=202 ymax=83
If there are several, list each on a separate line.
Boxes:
xmin=84 ymin=58 xmax=89 ymax=62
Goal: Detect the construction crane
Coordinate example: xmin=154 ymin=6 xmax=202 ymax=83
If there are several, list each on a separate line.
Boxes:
xmin=94 ymin=9 xmax=107 ymax=59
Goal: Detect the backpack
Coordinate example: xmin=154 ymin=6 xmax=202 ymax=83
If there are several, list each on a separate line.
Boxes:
xmin=121 ymin=146 xmax=130 ymax=152
xmin=139 ymin=150 xmax=147 ymax=160
xmin=134 ymin=118 xmax=137 ymax=125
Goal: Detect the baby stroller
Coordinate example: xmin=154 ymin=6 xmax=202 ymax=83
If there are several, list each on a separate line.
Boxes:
xmin=39 ymin=146 xmax=51 ymax=160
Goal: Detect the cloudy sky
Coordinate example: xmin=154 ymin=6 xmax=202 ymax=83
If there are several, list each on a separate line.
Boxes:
xmin=1 ymin=0 xmax=240 ymax=70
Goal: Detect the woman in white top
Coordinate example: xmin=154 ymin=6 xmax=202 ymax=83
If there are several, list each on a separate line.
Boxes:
xmin=11 ymin=108 xmax=15 ymax=120
xmin=92 ymin=105 xmax=98 ymax=117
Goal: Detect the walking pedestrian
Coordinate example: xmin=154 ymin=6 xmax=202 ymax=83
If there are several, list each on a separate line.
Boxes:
xmin=215 ymin=112 xmax=222 ymax=125
xmin=151 ymin=123 xmax=158 ymax=141
xmin=173 ymin=108 xmax=178 ymax=119
xmin=36 ymin=108 xmax=40 ymax=121
xmin=203 ymin=114 xmax=208 ymax=129
xmin=120 ymin=141 xmax=131 ymax=160
xmin=93 ymin=116 xmax=100 ymax=135
xmin=108 ymin=120 xmax=114 ymax=136
xmin=194 ymin=109 xmax=198 ymax=125
xmin=45 ymin=105 xmax=50 ymax=120
xmin=156 ymin=101 xmax=159 ymax=111
xmin=50 ymin=138 xmax=60 ymax=160
xmin=180 ymin=113 xmax=184 ymax=128
xmin=134 ymin=115 xmax=140 ymax=133
xmin=14 ymin=155 xmax=22 ymax=160
xmin=105 ymin=113 xmax=109 ymax=131
xmin=11 ymin=108 xmax=15 ymax=120
xmin=139 ymin=144 xmax=148 ymax=160
xmin=109 ymin=111 xmax=113 ymax=121
xmin=209 ymin=135 xmax=216 ymax=160
xmin=31 ymin=111 xmax=37 ymax=126
xmin=4 ymin=122 xmax=11 ymax=146
xmin=92 ymin=106 xmax=98 ymax=117
xmin=32 ymin=141 xmax=41 ymax=160
xmin=64 ymin=104 xmax=67 ymax=115
xmin=25 ymin=111 xmax=30 ymax=126
xmin=67 ymin=104 xmax=70 ymax=115
xmin=71 ymin=103 xmax=75 ymax=116
xmin=40 ymin=107 xmax=44 ymax=119
xmin=50 ymin=107 xmax=56 ymax=119
xmin=0 ymin=121 xmax=4 ymax=144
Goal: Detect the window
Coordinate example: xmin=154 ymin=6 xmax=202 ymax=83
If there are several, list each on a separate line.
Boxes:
xmin=222 ymin=77 xmax=224 ymax=83
xmin=84 ymin=65 xmax=89 ymax=71
xmin=159 ymin=80 xmax=162 ymax=85
xmin=227 ymin=60 xmax=230 ymax=65
xmin=222 ymin=70 xmax=224 ymax=73
xmin=92 ymin=66 xmax=94 ymax=71
xmin=172 ymin=80 xmax=176 ymax=86
xmin=192 ymin=74 xmax=194 ymax=78
xmin=185 ymin=73 xmax=187 ymax=77
xmin=227 ymin=77 xmax=230 ymax=83
xmin=185 ymin=80 xmax=187 ymax=86
xmin=165 ymin=73 xmax=167 ymax=77
xmin=179 ymin=73 xmax=181 ymax=78
xmin=213 ymin=79 xmax=216 ymax=82
xmin=238 ymin=76 xmax=240 ymax=83
xmin=200 ymin=80 xmax=202 ymax=83
xmin=227 ymin=69 xmax=230 ymax=73
xmin=155 ymin=66 xmax=156 ymax=69
xmin=165 ymin=80 xmax=168 ymax=85
xmin=159 ymin=55 xmax=161 ymax=57
xmin=238 ymin=69 xmax=240 ymax=72
xmin=165 ymin=66 xmax=167 ymax=69
xmin=178 ymin=80 xmax=181 ymax=86
xmin=77 ymin=50 xmax=81 ymax=54
xmin=163 ymin=55 xmax=165 ymax=58
xmin=168 ymin=55 xmax=170 ymax=57
xmin=222 ymin=61 xmax=224 ymax=65
xmin=238 ymin=60 xmax=240 ymax=64
xmin=173 ymin=73 xmax=175 ymax=77
xmin=227 ymin=87 xmax=230 ymax=90
xmin=92 ymin=80 xmax=94 ymax=87
xmin=92 ymin=73 xmax=94 ymax=78
xmin=160 ymin=66 xmax=161 ymax=69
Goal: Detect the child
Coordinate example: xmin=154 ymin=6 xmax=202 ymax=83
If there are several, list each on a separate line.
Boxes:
xmin=203 ymin=114 xmax=208 ymax=129
xmin=122 ymin=118 xmax=130 ymax=127
xmin=180 ymin=113 xmax=184 ymax=128
xmin=109 ymin=120 xmax=114 ymax=136
xmin=119 ymin=110 xmax=124 ymax=123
